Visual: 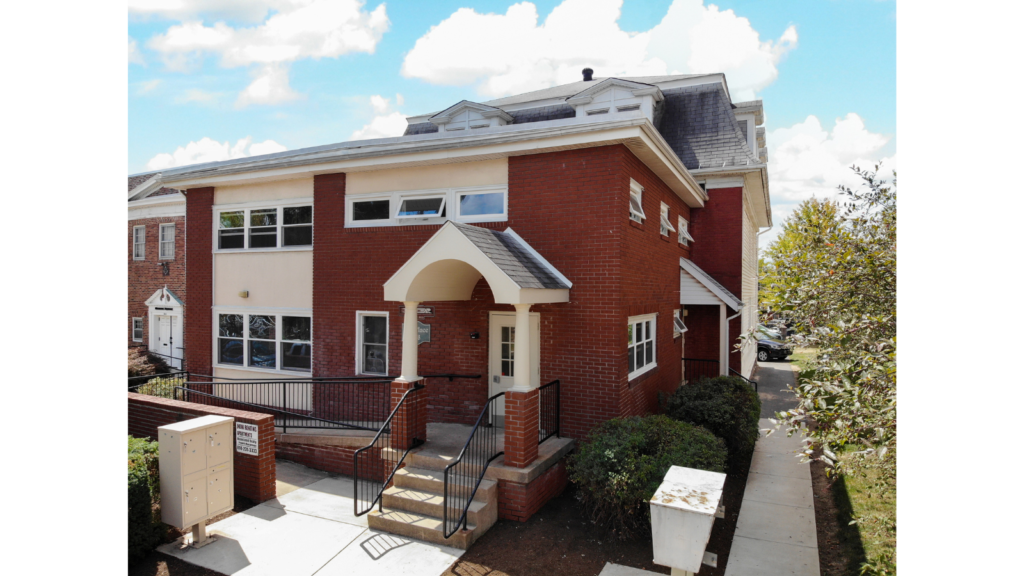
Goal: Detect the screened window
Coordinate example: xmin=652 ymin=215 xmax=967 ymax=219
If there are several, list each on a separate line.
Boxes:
xmin=627 ymin=314 xmax=657 ymax=379
xmin=249 ymin=209 xmax=278 ymax=248
xmin=678 ymin=217 xmax=694 ymax=246
xmin=396 ymin=196 xmax=446 ymax=219
xmin=159 ymin=223 xmax=175 ymax=259
xmin=629 ymin=179 xmax=646 ymax=223
xmin=660 ymin=203 xmax=676 ymax=236
xmin=282 ymin=206 xmax=313 ymax=246
xmin=217 ymin=312 xmax=311 ymax=371
xmin=132 ymin=318 xmax=144 ymax=342
xmin=352 ymin=199 xmax=390 ymax=222
xmin=358 ymin=313 xmax=388 ymax=375
xmin=218 ymin=211 xmax=244 ymax=250
xmin=133 ymin=226 xmax=145 ymax=260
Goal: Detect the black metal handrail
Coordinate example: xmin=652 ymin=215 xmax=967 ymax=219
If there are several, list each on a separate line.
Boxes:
xmin=421 ymin=373 xmax=481 ymax=382
xmin=172 ymin=387 xmax=368 ymax=433
xmin=729 ymin=367 xmax=758 ymax=393
xmin=353 ymin=382 xmax=426 ymax=517
xmin=130 ymin=345 xmax=186 ymax=370
xmin=682 ymin=357 xmax=721 ymax=382
xmin=538 ymin=379 xmax=560 ymax=445
xmin=187 ymin=373 xmax=397 ymax=382
xmin=443 ymin=392 xmax=504 ymax=538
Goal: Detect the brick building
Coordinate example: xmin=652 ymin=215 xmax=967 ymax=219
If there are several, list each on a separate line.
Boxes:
xmin=130 ymin=72 xmax=771 ymax=546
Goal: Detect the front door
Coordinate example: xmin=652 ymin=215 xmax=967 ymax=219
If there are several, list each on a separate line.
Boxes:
xmin=488 ymin=312 xmax=540 ymax=426
xmin=155 ymin=315 xmax=177 ymax=368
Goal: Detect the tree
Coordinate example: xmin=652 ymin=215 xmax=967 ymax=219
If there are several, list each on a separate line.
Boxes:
xmin=759 ymin=165 xmax=896 ymax=573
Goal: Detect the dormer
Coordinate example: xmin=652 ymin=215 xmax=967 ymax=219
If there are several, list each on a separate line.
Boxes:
xmin=429 ymin=100 xmax=514 ymax=133
xmin=565 ymin=78 xmax=664 ymax=122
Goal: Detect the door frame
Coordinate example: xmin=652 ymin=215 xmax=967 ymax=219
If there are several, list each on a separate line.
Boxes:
xmin=487 ymin=311 xmax=540 ymax=425
xmin=146 ymin=288 xmax=184 ymax=369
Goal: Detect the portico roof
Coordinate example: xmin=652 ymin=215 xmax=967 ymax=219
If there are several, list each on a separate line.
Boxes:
xmin=679 ymin=258 xmax=742 ymax=311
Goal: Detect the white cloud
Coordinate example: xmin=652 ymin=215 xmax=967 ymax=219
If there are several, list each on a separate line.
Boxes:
xmin=145 ymin=136 xmax=288 ymax=170
xmin=401 ymin=0 xmax=796 ymax=100
xmin=351 ymin=94 xmax=407 ymax=140
xmin=129 ymin=36 xmax=145 ymax=66
xmin=129 ymin=0 xmax=293 ymax=24
xmin=137 ymin=79 xmax=162 ymax=94
xmin=236 ymin=65 xmax=302 ymax=107
xmin=175 ymin=88 xmax=222 ymax=103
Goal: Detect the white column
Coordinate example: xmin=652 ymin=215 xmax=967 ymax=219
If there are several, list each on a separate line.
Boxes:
xmin=719 ymin=304 xmax=728 ymax=376
xmin=400 ymin=301 xmax=420 ymax=382
xmin=510 ymin=303 xmax=532 ymax=392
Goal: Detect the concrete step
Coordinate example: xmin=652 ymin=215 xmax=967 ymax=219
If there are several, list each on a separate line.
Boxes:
xmin=367 ymin=509 xmax=484 ymax=550
xmin=382 ymin=486 xmax=495 ymax=527
xmin=393 ymin=467 xmax=497 ymax=502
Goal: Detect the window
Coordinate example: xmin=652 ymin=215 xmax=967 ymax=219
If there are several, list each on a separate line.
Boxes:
xmin=660 ymin=203 xmax=676 ymax=236
xmin=678 ymin=216 xmax=694 ymax=246
xmin=345 ymin=186 xmax=508 ymax=227
xmin=159 ymin=223 xmax=175 ymax=259
xmin=629 ymin=179 xmax=646 ymax=223
xmin=616 ymin=104 xmax=641 ymax=112
xmin=456 ymin=189 xmax=507 ymax=221
xmin=586 ymin=108 xmax=609 ymax=115
xmin=396 ymin=195 xmax=446 ymax=219
xmin=357 ymin=312 xmax=388 ymax=375
xmin=217 ymin=312 xmax=312 ymax=371
xmin=132 ymin=318 xmax=144 ymax=342
xmin=352 ymin=199 xmax=391 ymax=222
xmin=673 ymin=309 xmax=687 ymax=336
xmin=627 ymin=313 xmax=657 ymax=379
xmin=216 ymin=204 xmax=313 ymax=251
xmin=133 ymin=226 xmax=145 ymax=260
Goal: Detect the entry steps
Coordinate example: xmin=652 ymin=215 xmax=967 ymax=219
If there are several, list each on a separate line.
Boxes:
xmin=367 ymin=461 xmax=498 ymax=550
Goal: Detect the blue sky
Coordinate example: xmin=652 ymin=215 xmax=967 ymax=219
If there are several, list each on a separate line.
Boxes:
xmin=128 ymin=0 xmax=896 ymax=245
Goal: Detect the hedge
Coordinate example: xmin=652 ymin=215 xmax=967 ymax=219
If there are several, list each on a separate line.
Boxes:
xmin=663 ymin=375 xmax=761 ymax=472
xmin=128 ymin=436 xmax=163 ymax=564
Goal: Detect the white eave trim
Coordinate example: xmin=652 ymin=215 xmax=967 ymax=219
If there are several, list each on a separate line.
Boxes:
xmin=503 ymin=227 xmax=573 ymax=289
xmin=128 ymin=174 xmax=166 ymax=201
xmin=679 ymin=258 xmax=743 ymax=311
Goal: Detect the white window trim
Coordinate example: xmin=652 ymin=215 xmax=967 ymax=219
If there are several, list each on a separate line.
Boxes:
xmin=213 ymin=202 xmax=313 ymax=254
xmin=629 ymin=179 xmax=646 ymax=223
xmin=673 ymin=309 xmax=688 ymax=337
xmin=355 ymin=311 xmax=389 ymax=376
xmin=660 ymin=202 xmax=676 ymax=236
xmin=133 ymin=225 xmax=145 ymax=260
xmin=395 ymin=192 xmax=447 ymax=221
xmin=678 ymin=216 xmax=695 ymax=245
xmin=212 ymin=309 xmax=313 ymax=374
xmin=132 ymin=317 xmax=144 ymax=342
xmin=627 ymin=312 xmax=658 ymax=380
xmin=159 ymin=223 xmax=175 ymax=260
xmin=345 ymin=185 xmax=509 ymax=228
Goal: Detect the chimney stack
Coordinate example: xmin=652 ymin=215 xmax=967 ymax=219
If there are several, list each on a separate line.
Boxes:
xmin=582 ymin=68 xmax=594 ymax=81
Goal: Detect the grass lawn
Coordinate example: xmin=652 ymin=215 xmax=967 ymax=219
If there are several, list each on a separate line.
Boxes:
xmin=789 ymin=347 xmax=818 ymax=375
xmin=841 ymin=447 xmax=896 ymax=572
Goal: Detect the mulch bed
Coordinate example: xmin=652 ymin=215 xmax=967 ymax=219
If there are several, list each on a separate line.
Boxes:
xmin=444 ymin=462 xmax=750 ymax=576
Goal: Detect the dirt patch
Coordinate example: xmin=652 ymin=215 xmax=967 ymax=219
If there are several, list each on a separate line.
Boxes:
xmin=807 ymin=421 xmax=867 ymax=576
xmin=444 ymin=465 xmax=749 ymax=576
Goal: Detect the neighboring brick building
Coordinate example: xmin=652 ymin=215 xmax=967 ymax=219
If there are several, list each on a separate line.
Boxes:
xmin=132 ymin=71 xmax=772 ymax=544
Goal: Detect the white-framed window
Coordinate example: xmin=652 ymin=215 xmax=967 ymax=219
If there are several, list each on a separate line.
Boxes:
xmin=133 ymin=225 xmax=145 ymax=260
xmin=159 ymin=223 xmax=175 ymax=259
xmin=673 ymin=309 xmax=687 ymax=336
xmin=215 ymin=203 xmax=313 ymax=252
xmin=216 ymin=312 xmax=312 ymax=372
xmin=346 ymin=186 xmax=508 ymax=228
xmin=356 ymin=312 xmax=389 ymax=375
xmin=132 ymin=317 xmax=144 ymax=342
xmin=627 ymin=313 xmax=657 ymax=380
xmin=629 ymin=179 xmax=646 ymax=223
xmin=660 ymin=202 xmax=676 ymax=236
xmin=678 ymin=216 xmax=694 ymax=246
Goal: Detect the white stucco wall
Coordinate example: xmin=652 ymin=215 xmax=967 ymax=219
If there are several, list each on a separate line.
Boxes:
xmin=214 ymin=177 xmax=313 ymax=205
xmin=345 ymin=158 xmax=508 ymax=195
xmin=214 ymin=251 xmax=313 ymax=309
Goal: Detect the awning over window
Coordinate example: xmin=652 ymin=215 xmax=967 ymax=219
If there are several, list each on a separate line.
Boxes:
xmin=679 ymin=258 xmax=742 ymax=311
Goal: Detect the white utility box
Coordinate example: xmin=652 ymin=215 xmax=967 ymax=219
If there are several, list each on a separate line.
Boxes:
xmin=158 ymin=415 xmax=235 ymax=531
xmin=649 ymin=465 xmax=727 ymax=575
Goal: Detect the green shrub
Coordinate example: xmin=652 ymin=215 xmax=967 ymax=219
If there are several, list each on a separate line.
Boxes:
xmin=135 ymin=376 xmax=179 ymax=399
xmin=567 ymin=415 xmax=727 ymax=540
xmin=128 ymin=436 xmax=163 ymax=564
xmin=663 ymin=376 xmax=761 ymax=472
xmin=128 ymin=348 xmax=156 ymax=378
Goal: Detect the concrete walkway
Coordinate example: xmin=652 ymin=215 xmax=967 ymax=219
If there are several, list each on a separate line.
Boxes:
xmin=158 ymin=460 xmax=464 ymax=576
xmin=725 ymin=361 xmax=819 ymax=576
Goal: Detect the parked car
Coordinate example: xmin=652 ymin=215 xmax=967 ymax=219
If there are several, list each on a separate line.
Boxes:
xmin=756 ymin=326 xmax=792 ymax=362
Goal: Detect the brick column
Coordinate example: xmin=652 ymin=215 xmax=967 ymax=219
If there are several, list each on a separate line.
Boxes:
xmin=504 ymin=388 xmax=539 ymax=468
xmin=390 ymin=380 xmax=426 ymax=450
xmin=184 ymin=187 xmax=214 ymax=376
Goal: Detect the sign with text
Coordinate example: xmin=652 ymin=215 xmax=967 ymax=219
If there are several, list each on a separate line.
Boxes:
xmin=399 ymin=305 xmax=435 ymax=317
xmin=235 ymin=422 xmax=259 ymax=456
xmin=402 ymin=322 xmax=432 ymax=345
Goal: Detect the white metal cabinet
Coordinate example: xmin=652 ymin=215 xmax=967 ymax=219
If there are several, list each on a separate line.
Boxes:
xmin=159 ymin=415 xmax=235 ymax=529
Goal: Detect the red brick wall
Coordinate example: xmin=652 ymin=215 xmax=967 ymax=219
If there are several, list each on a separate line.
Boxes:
xmin=497 ymin=460 xmax=568 ymax=521
xmin=128 ymin=216 xmax=185 ymax=347
xmin=184 ymin=187 xmax=215 ymax=376
xmin=127 ymin=392 xmax=276 ymax=503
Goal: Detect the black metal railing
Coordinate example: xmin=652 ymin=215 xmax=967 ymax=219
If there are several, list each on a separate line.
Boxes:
xmin=538 ymin=379 xmax=560 ymax=445
xmin=729 ymin=367 xmax=758 ymax=393
xmin=129 ymin=345 xmax=186 ymax=370
xmin=443 ymin=392 xmax=504 ymax=538
xmin=682 ymin=357 xmax=720 ymax=382
xmin=422 ymin=373 xmax=481 ymax=382
xmin=176 ymin=377 xmax=393 ymax=433
xmin=353 ymin=382 xmax=426 ymax=517
xmin=129 ymin=371 xmax=189 ymax=396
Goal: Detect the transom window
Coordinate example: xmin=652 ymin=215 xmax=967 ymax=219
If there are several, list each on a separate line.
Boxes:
xmin=346 ymin=186 xmax=508 ymax=227
xmin=132 ymin=317 xmax=144 ymax=342
xmin=217 ymin=312 xmax=311 ymax=372
xmin=629 ymin=179 xmax=646 ymax=223
xmin=133 ymin=225 xmax=145 ymax=260
xmin=159 ymin=223 xmax=175 ymax=259
xmin=216 ymin=204 xmax=313 ymax=251
xmin=660 ymin=203 xmax=676 ymax=236
xmin=678 ymin=216 xmax=694 ymax=246
xmin=628 ymin=313 xmax=657 ymax=380
xmin=357 ymin=312 xmax=388 ymax=375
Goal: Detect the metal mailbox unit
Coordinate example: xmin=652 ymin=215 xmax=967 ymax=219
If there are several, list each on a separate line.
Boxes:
xmin=649 ymin=465 xmax=727 ymax=576
xmin=158 ymin=415 xmax=234 ymax=547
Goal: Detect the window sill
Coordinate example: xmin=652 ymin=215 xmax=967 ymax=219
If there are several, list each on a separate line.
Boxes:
xmin=213 ymin=246 xmax=313 ymax=254
xmin=628 ymin=219 xmax=644 ymax=230
xmin=660 ymin=233 xmax=671 ymax=242
xmin=628 ymin=361 xmax=658 ymax=382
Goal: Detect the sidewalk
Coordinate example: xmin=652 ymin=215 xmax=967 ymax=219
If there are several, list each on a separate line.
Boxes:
xmin=157 ymin=460 xmax=464 ymax=576
xmin=724 ymin=362 xmax=819 ymax=576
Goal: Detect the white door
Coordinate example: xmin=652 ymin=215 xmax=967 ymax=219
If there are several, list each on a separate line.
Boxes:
xmin=488 ymin=312 xmax=540 ymax=426
xmin=154 ymin=315 xmax=178 ymax=369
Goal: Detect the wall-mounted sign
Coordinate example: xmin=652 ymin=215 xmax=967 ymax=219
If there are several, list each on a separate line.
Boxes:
xmin=235 ymin=422 xmax=259 ymax=456
xmin=399 ymin=305 xmax=435 ymax=317
xmin=403 ymin=322 xmax=431 ymax=345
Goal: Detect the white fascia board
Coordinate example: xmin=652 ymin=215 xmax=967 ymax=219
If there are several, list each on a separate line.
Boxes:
xmin=503 ymin=227 xmax=573 ymax=289
xmin=128 ymin=174 xmax=165 ymax=201
xmin=704 ymin=177 xmax=745 ymax=190
xmin=128 ymin=193 xmax=186 ymax=220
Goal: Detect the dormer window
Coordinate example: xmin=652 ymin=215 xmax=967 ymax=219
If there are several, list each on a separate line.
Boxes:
xmin=567 ymin=78 xmax=664 ymax=122
xmin=629 ymin=179 xmax=646 ymax=223
xmin=616 ymin=104 xmax=640 ymax=112
xmin=586 ymin=108 xmax=609 ymax=115
xmin=429 ymin=100 xmax=513 ymax=133
xmin=660 ymin=203 xmax=676 ymax=236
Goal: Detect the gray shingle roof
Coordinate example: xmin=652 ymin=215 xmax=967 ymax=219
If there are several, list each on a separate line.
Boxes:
xmin=656 ymin=83 xmax=760 ymax=170
xmin=450 ymin=221 xmax=569 ymax=290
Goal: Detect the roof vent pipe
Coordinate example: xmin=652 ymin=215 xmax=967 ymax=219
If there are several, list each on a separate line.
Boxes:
xmin=582 ymin=68 xmax=594 ymax=81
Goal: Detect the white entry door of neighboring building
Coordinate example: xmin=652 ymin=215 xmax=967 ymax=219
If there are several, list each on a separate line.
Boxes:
xmin=488 ymin=311 xmax=540 ymax=427
xmin=155 ymin=315 xmax=179 ymax=369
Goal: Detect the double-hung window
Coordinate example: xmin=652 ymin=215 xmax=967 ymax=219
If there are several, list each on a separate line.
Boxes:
xmin=249 ymin=209 xmax=277 ymax=248
xmin=282 ymin=206 xmax=313 ymax=246
xmin=357 ymin=312 xmax=388 ymax=375
xmin=217 ymin=204 xmax=313 ymax=251
xmin=218 ymin=211 xmax=245 ymax=249
xmin=629 ymin=179 xmax=646 ymax=223
xmin=132 ymin=318 xmax=144 ymax=342
xmin=217 ymin=312 xmax=312 ymax=372
xmin=628 ymin=313 xmax=657 ymax=380
xmin=660 ymin=203 xmax=676 ymax=236
xmin=346 ymin=186 xmax=508 ymax=227
xmin=133 ymin=226 xmax=145 ymax=260
xmin=159 ymin=223 xmax=175 ymax=259
xmin=678 ymin=216 xmax=694 ymax=246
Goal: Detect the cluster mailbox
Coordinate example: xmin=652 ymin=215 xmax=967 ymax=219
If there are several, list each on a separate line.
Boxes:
xmin=158 ymin=415 xmax=235 ymax=533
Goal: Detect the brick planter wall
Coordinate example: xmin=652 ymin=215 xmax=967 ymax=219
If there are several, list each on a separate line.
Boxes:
xmin=128 ymin=392 xmax=276 ymax=503
xmin=497 ymin=460 xmax=569 ymax=522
